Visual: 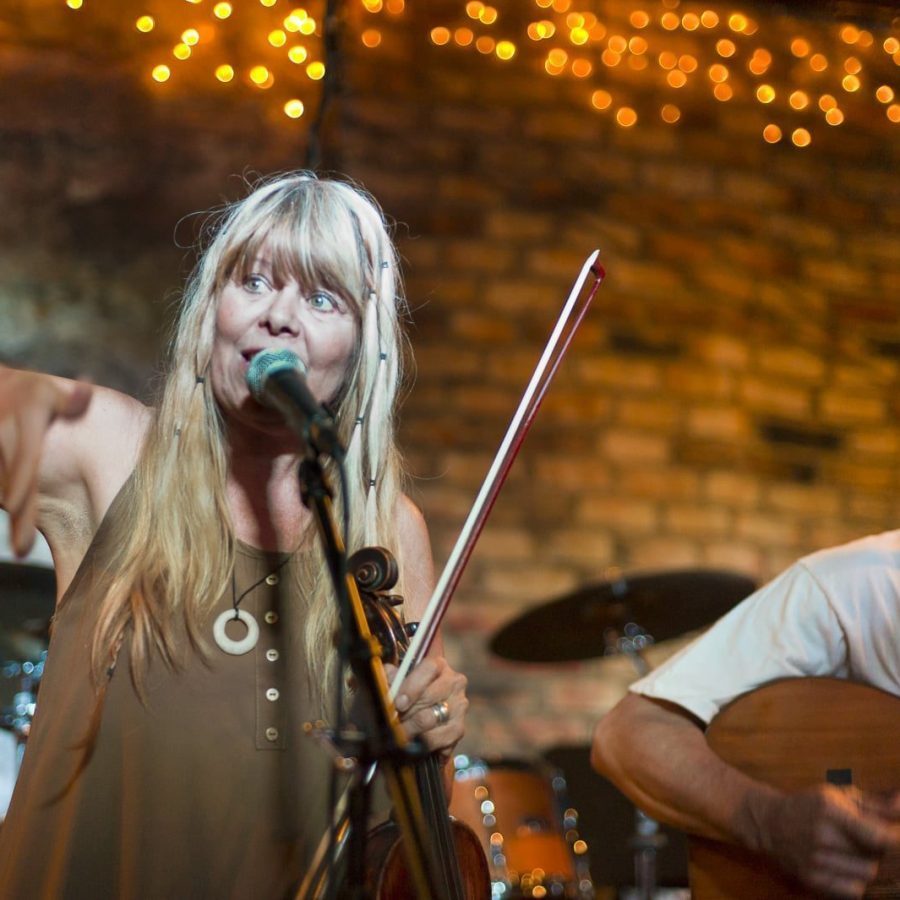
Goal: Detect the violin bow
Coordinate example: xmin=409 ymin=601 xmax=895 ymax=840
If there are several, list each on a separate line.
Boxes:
xmin=391 ymin=248 xmax=606 ymax=690
xmin=296 ymin=249 xmax=606 ymax=899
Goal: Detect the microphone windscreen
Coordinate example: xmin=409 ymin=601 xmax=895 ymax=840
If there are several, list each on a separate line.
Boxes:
xmin=245 ymin=348 xmax=307 ymax=401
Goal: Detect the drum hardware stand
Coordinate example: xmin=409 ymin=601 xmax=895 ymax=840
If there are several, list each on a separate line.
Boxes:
xmin=602 ymin=624 xmax=667 ymax=900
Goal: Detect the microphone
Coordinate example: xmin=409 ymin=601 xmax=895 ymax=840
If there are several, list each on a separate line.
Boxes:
xmin=245 ymin=348 xmax=344 ymax=459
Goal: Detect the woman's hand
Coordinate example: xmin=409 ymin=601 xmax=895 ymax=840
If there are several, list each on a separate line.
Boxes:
xmin=386 ymin=657 xmax=468 ymax=760
xmin=0 ymin=368 xmax=92 ymax=556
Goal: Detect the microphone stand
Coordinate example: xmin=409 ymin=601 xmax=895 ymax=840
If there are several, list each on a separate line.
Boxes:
xmin=296 ymin=451 xmax=444 ymax=900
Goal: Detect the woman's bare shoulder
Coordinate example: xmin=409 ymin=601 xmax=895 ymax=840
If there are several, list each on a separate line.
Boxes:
xmin=38 ymin=382 xmax=151 ymax=554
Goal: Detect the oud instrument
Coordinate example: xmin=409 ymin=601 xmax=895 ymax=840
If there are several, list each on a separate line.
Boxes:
xmin=690 ymin=677 xmax=900 ymax=899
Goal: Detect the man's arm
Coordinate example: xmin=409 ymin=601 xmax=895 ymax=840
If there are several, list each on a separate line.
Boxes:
xmin=592 ymin=691 xmax=900 ymax=898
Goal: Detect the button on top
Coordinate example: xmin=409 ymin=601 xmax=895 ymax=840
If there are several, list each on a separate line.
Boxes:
xmin=265 ymin=573 xmax=280 ymax=586
xmin=265 ymin=727 xmax=279 ymax=742
xmin=264 ymin=611 xmax=279 ymax=624
xmin=266 ymin=688 xmax=280 ymax=702
xmin=266 ymin=648 xmax=280 ymax=662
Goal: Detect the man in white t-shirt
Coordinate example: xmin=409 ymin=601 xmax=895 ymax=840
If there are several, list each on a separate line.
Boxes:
xmin=592 ymin=531 xmax=900 ymax=899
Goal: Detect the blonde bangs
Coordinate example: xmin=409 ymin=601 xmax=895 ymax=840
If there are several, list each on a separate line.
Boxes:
xmin=216 ymin=183 xmax=370 ymax=319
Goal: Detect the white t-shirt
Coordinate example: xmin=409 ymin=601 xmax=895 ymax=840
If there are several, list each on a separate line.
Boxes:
xmin=630 ymin=530 xmax=900 ymax=724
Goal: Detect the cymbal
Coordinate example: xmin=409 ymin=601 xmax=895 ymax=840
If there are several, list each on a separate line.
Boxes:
xmin=490 ymin=569 xmax=757 ymax=663
xmin=0 ymin=563 xmax=56 ymax=662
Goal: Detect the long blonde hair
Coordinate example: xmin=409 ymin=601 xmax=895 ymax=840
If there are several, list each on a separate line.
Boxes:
xmin=89 ymin=172 xmax=409 ymax=705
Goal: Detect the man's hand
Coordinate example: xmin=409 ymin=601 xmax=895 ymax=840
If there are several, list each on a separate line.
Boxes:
xmin=745 ymin=785 xmax=900 ymax=899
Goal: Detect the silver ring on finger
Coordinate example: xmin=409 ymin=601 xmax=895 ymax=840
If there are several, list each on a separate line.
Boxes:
xmin=431 ymin=700 xmax=450 ymax=725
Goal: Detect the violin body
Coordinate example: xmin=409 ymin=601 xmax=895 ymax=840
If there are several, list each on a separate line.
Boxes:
xmin=365 ymin=816 xmax=491 ymax=899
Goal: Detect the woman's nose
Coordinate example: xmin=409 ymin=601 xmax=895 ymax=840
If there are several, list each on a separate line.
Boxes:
xmin=260 ymin=287 xmax=301 ymax=335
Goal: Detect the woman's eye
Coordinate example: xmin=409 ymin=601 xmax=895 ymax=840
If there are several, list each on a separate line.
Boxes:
xmin=309 ymin=291 xmax=337 ymax=311
xmin=243 ymin=274 xmax=270 ymax=293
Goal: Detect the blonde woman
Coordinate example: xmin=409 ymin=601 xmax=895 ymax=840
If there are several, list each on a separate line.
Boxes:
xmin=0 ymin=172 xmax=468 ymax=898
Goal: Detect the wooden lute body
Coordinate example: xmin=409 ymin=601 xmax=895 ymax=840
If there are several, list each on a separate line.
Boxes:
xmin=690 ymin=677 xmax=900 ymax=899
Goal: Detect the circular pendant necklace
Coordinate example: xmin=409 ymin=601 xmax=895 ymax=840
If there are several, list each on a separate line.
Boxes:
xmin=213 ymin=555 xmax=290 ymax=656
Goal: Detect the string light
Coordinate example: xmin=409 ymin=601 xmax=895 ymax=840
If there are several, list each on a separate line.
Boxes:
xmin=69 ymin=0 xmax=899 ymax=153
xmin=284 ymin=98 xmax=305 ymax=117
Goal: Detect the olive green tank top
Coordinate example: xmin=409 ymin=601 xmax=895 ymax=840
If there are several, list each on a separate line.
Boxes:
xmin=0 ymin=483 xmax=342 ymax=899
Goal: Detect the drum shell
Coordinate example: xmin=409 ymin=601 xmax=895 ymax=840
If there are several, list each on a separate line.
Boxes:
xmin=449 ymin=757 xmax=594 ymax=899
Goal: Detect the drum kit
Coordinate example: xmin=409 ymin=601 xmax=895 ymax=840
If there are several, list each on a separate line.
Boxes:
xmin=0 ymin=559 xmax=756 ymax=897
xmin=0 ymin=562 xmax=54 ymax=821
xmin=451 ymin=568 xmax=757 ymax=900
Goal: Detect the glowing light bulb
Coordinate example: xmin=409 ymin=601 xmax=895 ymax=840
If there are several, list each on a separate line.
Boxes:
xmin=825 ymin=108 xmax=844 ymax=125
xmin=571 ymin=58 xmax=591 ymax=76
xmin=792 ymin=128 xmax=811 ymax=147
xmin=658 ymin=51 xmax=677 ymax=70
xmin=288 ymin=45 xmax=307 ymax=63
xmin=475 ymin=35 xmax=495 ymax=53
xmin=661 ymin=12 xmax=679 ymax=30
xmin=616 ymin=107 xmax=637 ymax=126
xmin=306 ymin=60 xmax=325 ymax=79
xmin=819 ymin=94 xmax=837 ymax=111
xmin=629 ymin=36 xmax=648 ymax=55
xmin=700 ymin=10 xmax=719 ymax=27
xmin=661 ymin=104 xmax=681 ymax=123
xmin=714 ymin=83 xmax=733 ymax=101
xmin=763 ymin=124 xmax=782 ymax=143
xmin=454 ymin=28 xmax=473 ymax=46
xmin=465 ymin=1 xmax=483 ymax=18
xmin=809 ymin=53 xmax=828 ymax=72
xmin=791 ymin=37 xmax=810 ymax=57
xmin=152 ymin=64 xmax=171 ymax=82
xmin=284 ymin=99 xmax=305 ymax=118
xmin=876 ymin=86 xmax=895 ymax=103
xmin=570 ymin=27 xmax=589 ymax=44
xmin=756 ymin=84 xmax=775 ymax=103
xmin=480 ymin=5 xmax=498 ymax=25
xmin=66 ymin=0 xmax=83 ymax=8
xmin=716 ymin=39 xmax=736 ymax=58
xmin=215 ymin=64 xmax=234 ymax=82
xmin=728 ymin=13 xmax=747 ymax=32
xmin=136 ymin=16 xmax=155 ymax=32
xmin=602 ymin=49 xmax=622 ymax=67
xmin=250 ymin=65 xmax=271 ymax=84
xmin=430 ymin=27 xmax=450 ymax=45
xmin=630 ymin=10 xmax=650 ymax=28
xmin=708 ymin=64 xmax=729 ymax=83
xmin=173 ymin=43 xmax=192 ymax=60
xmin=182 ymin=29 xmax=200 ymax=45
xmin=844 ymin=56 xmax=861 ymax=74
xmin=269 ymin=30 xmax=287 ymax=47
xmin=214 ymin=3 xmax=232 ymax=17
xmin=789 ymin=91 xmax=809 ymax=109
xmin=682 ymin=13 xmax=700 ymax=30
xmin=678 ymin=54 xmax=697 ymax=73
xmin=496 ymin=40 xmax=516 ymax=60
xmin=667 ymin=69 xmax=687 ymax=87
xmin=591 ymin=89 xmax=612 ymax=110
xmin=887 ymin=104 xmax=900 ymax=123
xmin=361 ymin=29 xmax=381 ymax=48
xmin=842 ymin=74 xmax=861 ymax=92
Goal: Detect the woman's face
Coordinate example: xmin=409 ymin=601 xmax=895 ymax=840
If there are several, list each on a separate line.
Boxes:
xmin=209 ymin=242 xmax=358 ymax=436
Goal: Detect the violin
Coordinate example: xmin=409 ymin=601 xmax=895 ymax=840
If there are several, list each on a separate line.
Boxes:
xmin=352 ymin=547 xmax=490 ymax=900
xmin=297 ymin=251 xmax=606 ymax=899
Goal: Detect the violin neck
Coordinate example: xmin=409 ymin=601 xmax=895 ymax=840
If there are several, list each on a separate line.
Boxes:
xmin=416 ymin=752 xmax=466 ymax=900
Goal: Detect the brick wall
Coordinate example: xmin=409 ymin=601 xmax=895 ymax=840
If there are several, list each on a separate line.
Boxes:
xmin=1 ymin=0 xmax=898 ymax=763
